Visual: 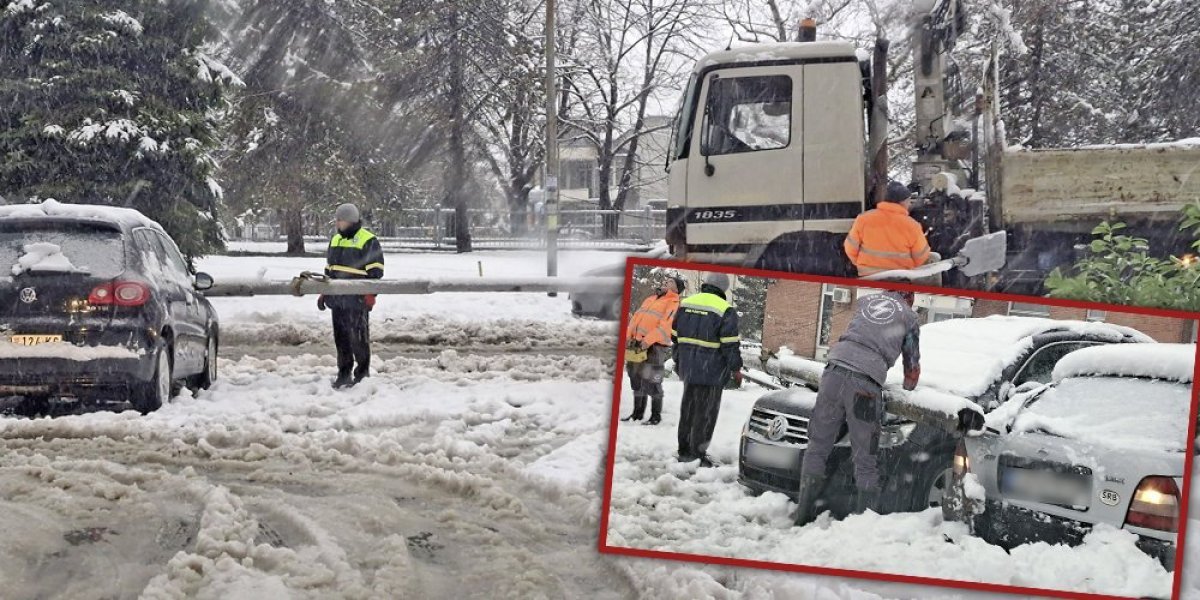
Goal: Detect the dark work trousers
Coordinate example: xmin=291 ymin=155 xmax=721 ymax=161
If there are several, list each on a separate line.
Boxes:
xmin=331 ymin=305 xmax=371 ymax=379
xmin=677 ymin=383 xmax=724 ymax=459
xmin=626 ymin=346 xmax=667 ymax=400
xmin=800 ymin=365 xmax=886 ymax=491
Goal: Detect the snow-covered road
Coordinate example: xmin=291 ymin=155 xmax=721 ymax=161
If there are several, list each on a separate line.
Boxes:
xmin=605 ymin=375 xmax=1183 ymax=599
xmin=0 ymin=349 xmax=628 ymax=599
xmin=1 ymin=251 xmax=1197 ymax=599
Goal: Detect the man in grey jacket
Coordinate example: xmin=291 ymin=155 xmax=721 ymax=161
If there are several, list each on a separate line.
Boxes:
xmin=792 ymin=288 xmax=921 ymax=526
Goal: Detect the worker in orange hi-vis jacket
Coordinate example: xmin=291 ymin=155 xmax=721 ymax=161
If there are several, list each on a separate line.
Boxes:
xmin=844 ymin=181 xmax=932 ymax=277
xmin=622 ymin=276 xmax=685 ymax=425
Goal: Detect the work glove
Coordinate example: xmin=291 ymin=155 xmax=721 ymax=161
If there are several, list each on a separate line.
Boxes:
xmin=365 ymin=294 xmax=376 ymax=311
xmin=317 ymin=295 xmax=327 ymax=311
xmin=903 ymin=367 xmax=920 ymax=391
xmin=956 ymin=407 xmax=986 ymax=434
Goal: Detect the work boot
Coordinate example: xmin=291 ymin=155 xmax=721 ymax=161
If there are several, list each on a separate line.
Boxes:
xmin=645 ymin=397 xmax=662 ymax=425
xmin=698 ymin=455 xmax=717 ymax=468
xmin=852 ymin=487 xmax=882 ymax=515
xmin=791 ymin=473 xmax=827 ymax=527
xmin=352 ymin=368 xmax=369 ymax=385
xmin=332 ymin=372 xmax=353 ymax=389
xmin=621 ymin=396 xmax=647 ymax=422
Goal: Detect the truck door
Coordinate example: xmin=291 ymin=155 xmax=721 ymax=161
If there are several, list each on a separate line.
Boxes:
xmin=685 ymin=66 xmax=803 ymax=257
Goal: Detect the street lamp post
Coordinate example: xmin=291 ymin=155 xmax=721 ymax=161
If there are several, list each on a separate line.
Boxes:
xmin=545 ymin=0 xmax=559 ymax=294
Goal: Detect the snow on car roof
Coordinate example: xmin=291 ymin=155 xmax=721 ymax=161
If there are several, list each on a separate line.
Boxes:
xmin=885 ymin=315 xmax=1152 ymax=398
xmin=0 ymin=199 xmax=164 ymax=232
xmin=1053 ymin=343 xmax=1196 ymax=383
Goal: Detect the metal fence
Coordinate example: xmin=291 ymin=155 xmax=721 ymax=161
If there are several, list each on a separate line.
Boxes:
xmin=234 ymin=207 xmax=667 ymax=251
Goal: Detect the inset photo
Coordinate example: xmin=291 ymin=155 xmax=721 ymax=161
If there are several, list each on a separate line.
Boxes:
xmin=600 ymin=259 xmax=1200 ymax=600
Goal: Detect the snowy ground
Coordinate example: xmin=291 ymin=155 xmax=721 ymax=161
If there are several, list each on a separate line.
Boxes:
xmin=605 ymin=372 xmax=1186 ymax=599
xmin=0 ymin=249 xmax=1196 ymax=599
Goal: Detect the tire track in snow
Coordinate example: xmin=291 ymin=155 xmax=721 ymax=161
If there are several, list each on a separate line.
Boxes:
xmin=0 ymin=346 xmax=632 ymax=599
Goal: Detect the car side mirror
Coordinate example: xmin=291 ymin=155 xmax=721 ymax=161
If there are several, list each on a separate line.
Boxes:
xmin=193 ymin=272 xmax=214 ymax=291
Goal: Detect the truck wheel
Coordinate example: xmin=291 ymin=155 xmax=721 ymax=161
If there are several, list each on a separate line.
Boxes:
xmin=15 ymin=395 xmax=50 ymax=417
xmin=133 ymin=346 xmax=172 ymax=414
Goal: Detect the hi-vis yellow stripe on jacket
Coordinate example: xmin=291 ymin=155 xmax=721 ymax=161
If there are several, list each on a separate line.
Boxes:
xmin=844 ymin=202 xmax=932 ymax=276
xmin=326 ymin=226 xmax=385 ymax=280
xmin=670 ymin=291 xmax=742 ymax=387
xmin=626 ymin=290 xmax=680 ymax=350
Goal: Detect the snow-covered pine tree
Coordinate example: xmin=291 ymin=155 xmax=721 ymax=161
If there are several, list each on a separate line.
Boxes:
xmin=0 ymin=0 xmax=239 ymax=260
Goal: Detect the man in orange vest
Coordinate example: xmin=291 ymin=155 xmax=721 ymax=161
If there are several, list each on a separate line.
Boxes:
xmin=622 ymin=276 xmax=685 ymax=425
xmin=844 ymin=181 xmax=932 ymax=277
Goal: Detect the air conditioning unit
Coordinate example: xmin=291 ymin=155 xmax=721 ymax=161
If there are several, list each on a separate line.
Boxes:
xmin=831 ymin=287 xmax=853 ymax=304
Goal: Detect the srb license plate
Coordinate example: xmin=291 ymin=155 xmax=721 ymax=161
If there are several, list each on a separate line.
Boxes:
xmin=1001 ymin=467 xmax=1090 ymax=508
xmin=10 ymin=335 xmax=63 ymax=346
xmin=745 ymin=440 xmax=797 ymax=469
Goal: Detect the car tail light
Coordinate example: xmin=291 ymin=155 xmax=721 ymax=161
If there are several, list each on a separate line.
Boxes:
xmin=1125 ymin=476 xmax=1180 ymax=532
xmin=952 ymin=441 xmax=970 ymax=476
xmin=89 ymin=281 xmax=150 ymax=307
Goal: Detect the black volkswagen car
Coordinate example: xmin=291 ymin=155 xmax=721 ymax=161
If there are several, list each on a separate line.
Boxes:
xmin=738 ymin=316 xmax=1152 ymax=518
xmin=0 ymin=201 xmax=219 ymax=414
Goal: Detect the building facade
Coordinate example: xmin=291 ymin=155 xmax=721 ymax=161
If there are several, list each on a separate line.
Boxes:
xmin=762 ymin=280 xmax=1198 ymax=361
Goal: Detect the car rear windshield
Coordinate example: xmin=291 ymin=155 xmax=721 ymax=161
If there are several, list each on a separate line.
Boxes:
xmin=0 ymin=222 xmax=126 ymax=279
xmin=1014 ymin=376 xmax=1190 ymax=453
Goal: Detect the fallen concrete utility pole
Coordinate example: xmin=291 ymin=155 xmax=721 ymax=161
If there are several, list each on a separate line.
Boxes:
xmin=203 ymin=272 xmax=627 ymax=297
xmin=742 ymin=349 xmax=984 ymax=436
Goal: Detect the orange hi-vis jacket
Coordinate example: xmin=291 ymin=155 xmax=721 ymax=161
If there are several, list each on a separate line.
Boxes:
xmin=627 ymin=290 xmax=680 ymax=348
xmin=844 ymin=202 xmax=932 ymax=276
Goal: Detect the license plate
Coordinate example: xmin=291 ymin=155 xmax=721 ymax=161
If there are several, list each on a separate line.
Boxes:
xmin=1001 ymin=467 xmax=1090 ymax=508
xmin=10 ymin=334 xmax=63 ymax=346
xmin=745 ymin=440 xmax=797 ymax=469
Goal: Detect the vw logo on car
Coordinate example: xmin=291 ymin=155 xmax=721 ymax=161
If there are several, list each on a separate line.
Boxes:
xmin=767 ymin=415 xmax=789 ymax=441
xmin=18 ymin=287 xmax=37 ymax=304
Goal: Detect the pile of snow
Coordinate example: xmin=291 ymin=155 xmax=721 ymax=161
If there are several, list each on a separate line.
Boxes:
xmin=607 ymin=372 xmax=1176 ymax=599
xmin=10 ymin=242 xmax=85 ymax=276
xmin=1011 ymin=376 xmax=1191 ymax=453
xmin=1052 ymin=343 xmax=1195 ymax=383
xmin=884 ymin=316 xmax=1152 ymax=398
xmin=0 ymin=199 xmax=164 ymax=232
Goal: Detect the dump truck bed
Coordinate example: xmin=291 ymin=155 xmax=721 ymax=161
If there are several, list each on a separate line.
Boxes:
xmin=1000 ymin=142 xmax=1200 ymax=231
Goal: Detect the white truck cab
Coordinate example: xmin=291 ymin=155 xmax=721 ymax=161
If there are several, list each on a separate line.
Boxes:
xmin=665 ymin=41 xmax=869 ymax=274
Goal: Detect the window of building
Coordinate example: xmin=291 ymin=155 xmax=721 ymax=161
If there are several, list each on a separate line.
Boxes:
xmin=1008 ymin=301 xmax=1051 ymax=318
xmin=1085 ymin=309 xmax=1107 ymax=322
xmin=562 ymin=160 xmax=595 ymax=195
xmin=702 ymin=75 xmax=792 ymax=156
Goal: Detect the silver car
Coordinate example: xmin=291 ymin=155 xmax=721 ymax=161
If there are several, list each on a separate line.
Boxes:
xmin=943 ymin=343 xmax=1196 ymax=569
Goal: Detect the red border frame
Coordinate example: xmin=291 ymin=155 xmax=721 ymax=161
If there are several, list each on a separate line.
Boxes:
xmin=597 ymin=256 xmax=1200 ymax=600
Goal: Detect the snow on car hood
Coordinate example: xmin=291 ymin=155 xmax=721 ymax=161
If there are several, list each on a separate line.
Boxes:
xmin=1012 ymin=376 xmax=1191 ymax=454
xmin=1052 ymin=343 xmax=1195 ymax=383
xmin=884 ymin=316 xmax=1151 ymax=399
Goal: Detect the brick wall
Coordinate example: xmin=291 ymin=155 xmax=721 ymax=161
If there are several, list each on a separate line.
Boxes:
xmin=762 ymin=280 xmax=823 ymax=357
xmin=762 ymin=285 xmax=1197 ymax=353
xmin=965 ymin=299 xmax=1192 ymax=342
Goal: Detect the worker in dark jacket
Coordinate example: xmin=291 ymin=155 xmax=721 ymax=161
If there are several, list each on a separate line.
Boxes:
xmin=672 ymin=272 xmax=742 ymax=467
xmin=793 ymin=288 xmax=921 ymax=526
xmin=318 ymin=203 xmax=385 ymax=389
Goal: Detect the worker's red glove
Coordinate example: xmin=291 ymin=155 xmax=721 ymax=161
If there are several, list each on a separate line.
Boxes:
xmin=365 ymin=294 xmax=376 ymax=311
xmin=903 ymin=367 xmax=920 ymax=391
xmin=733 ymin=370 xmax=743 ymax=387
xmin=317 ymin=295 xmax=327 ymax=311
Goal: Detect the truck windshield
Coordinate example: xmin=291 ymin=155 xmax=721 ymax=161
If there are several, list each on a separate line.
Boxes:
xmin=669 ymin=73 xmax=699 ymax=163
